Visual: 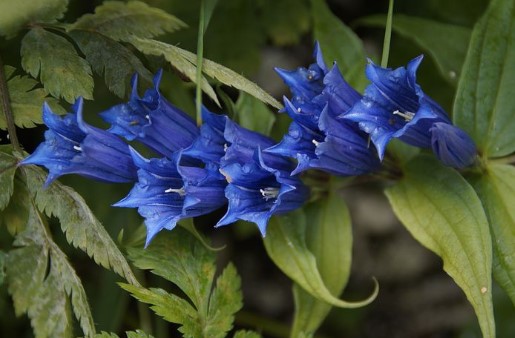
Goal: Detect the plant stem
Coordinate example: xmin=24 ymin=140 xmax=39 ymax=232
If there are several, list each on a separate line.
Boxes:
xmin=381 ymin=0 xmax=395 ymax=68
xmin=195 ymin=0 xmax=206 ymax=126
xmin=0 ymin=54 xmax=21 ymax=153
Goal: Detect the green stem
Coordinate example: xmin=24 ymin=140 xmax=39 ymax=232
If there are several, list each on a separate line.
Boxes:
xmin=0 ymin=54 xmax=21 ymax=153
xmin=381 ymin=0 xmax=395 ymax=68
xmin=195 ymin=0 xmax=206 ymax=126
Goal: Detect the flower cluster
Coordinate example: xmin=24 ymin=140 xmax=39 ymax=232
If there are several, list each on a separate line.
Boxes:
xmin=22 ymin=44 xmax=477 ymax=244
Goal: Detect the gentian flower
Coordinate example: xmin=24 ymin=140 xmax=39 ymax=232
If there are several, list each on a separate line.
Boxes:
xmin=100 ymin=70 xmax=199 ymax=157
xmin=21 ymin=98 xmax=137 ymax=185
xmin=430 ymin=122 xmax=477 ymax=168
xmin=267 ymin=46 xmax=380 ymax=176
xmin=115 ymin=148 xmax=227 ymax=246
xmin=217 ymin=119 xmax=309 ymax=235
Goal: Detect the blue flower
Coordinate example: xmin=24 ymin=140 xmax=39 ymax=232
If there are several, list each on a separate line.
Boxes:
xmin=343 ymin=56 xmax=452 ymax=160
xmin=217 ymin=119 xmax=309 ymax=235
xmin=430 ymin=122 xmax=477 ymax=168
xmin=115 ymin=148 xmax=227 ymax=246
xmin=100 ymin=70 xmax=199 ymax=157
xmin=21 ymin=98 xmax=137 ymax=185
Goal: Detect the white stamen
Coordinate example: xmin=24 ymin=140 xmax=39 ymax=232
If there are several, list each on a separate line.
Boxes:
xmin=312 ymin=139 xmax=320 ymax=147
xmin=145 ymin=114 xmax=150 ymax=121
xmin=297 ymin=107 xmax=302 ymax=113
xmin=73 ymin=145 xmax=82 ymax=151
xmin=260 ymin=187 xmax=279 ymax=201
xmin=164 ymin=187 xmax=186 ymax=196
xmin=392 ymin=110 xmax=415 ymax=122
xmin=223 ymin=143 xmax=228 ymax=152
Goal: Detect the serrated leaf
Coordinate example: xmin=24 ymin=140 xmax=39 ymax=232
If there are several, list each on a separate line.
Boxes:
xmin=235 ymin=92 xmax=276 ymax=136
xmin=0 ymin=0 xmax=68 ymax=38
xmin=292 ymin=192 xmax=353 ymax=337
xmin=0 ymin=148 xmax=18 ymax=210
xmin=310 ymin=0 xmax=367 ymax=90
xmin=23 ymin=165 xmax=139 ymax=286
xmin=21 ymin=27 xmax=93 ymax=103
xmin=69 ymin=1 xmax=186 ymax=41
xmin=125 ymin=228 xmax=242 ymax=338
xmin=1 ymin=172 xmax=29 ymax=236
xmin=453 ymin=0 xmax=515 ymax=158
xmin=93 ymin=330 xmax=154 ymax=338
xmin=259 ymin=0 xmax=311 ymax=45
xmin=356 ymin=14 xmax=471 ymax=84
xmin=385 ymin=155 xmax=494 ymax=338
xmin=233 ymin=331 xmax=262 ymax=338
xmin=470 ymin=164 xmax=515 ymax=305
xmin=264 ymin=211 xmax=378 ymax=309
xmin=129 ymin=37 xmax=220 ymax=106
xmin=0 ymin=66 xmax=65 ymax=130
xmin=5 ymin=195 xmax=94 ymax=337
xmin=69 ymin=30 xmax=153 ymax=98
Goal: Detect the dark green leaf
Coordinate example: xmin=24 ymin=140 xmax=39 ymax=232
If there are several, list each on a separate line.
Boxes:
xmin=0 ymin=148 xmax=17 ymax=210
xmin=0 ymin=251 xmax=5 ymax=286
xmin=69 ymin=30 xmax=153 ymax=98
xmin=125 ymin=228 xmax=242 ymax=338
xmin=0 ymin=172 xmax=29 ymax=236
xmin=69 ymin=0 xmax=186 ymax=41
xmin=310 ymin=0 xmax=367 ymax=89
xmin=21 ymin=27 xmax=93 ymax=103
xmin=0 ymin=66 xmax=64 ymax=130
xmin=356 ymin=14 xmax=471 ymax=84
xmin=470 ymin=164 xmax=515 ymax=305
xmin=235 ymin=92 xmax=276 ymax=136
xmin=385 ymin=156 xmax=494 ymax=338
xmin=453 ymin=0 xmax=515 ymax=158
xmin=5 ymin=196 xmax=94 ymax=337
xmin=292 ymin=192 xmax=353 ymax=336
xmin=264 ymin=211 xmax=378 ymax=309
xmin=233 ymin=331 xmax=262 ymax=338
xmin=24 ymin=165 xmax=139 ymax=286
xmin=259 ymin=0 xmax=311 ymax=45
xmin=0 ymin=0 xmax=68 ymax=37
xmin=126 ymin=330 xmax=155 ymax=338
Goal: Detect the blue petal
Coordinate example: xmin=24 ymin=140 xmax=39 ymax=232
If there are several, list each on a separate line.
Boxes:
xmin=322 ymin=64 xmax=362 ymax=115
xmin=430 ymin=122 xmax=477 ymax=168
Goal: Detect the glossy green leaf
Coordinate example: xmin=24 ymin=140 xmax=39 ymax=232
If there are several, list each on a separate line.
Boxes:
xmin=0 ymin=0 xmax=68 ymax=37
xmin=470 ymin=164 xmax=515 ymax=305
xmin=235 ymin=92 xmax=276 ymax=136
xmin=69 ymin=30 xmax=153 ymax=98
xmin=264 ymin=211 xmax=377 ymax=309
xmin=129 ymin=37 xmax=220 ymax=106
xmin=357 ymin=14 xmax=471 ymax=84
xmin=310 ymin=0 xmax=367 ymax=89
xmin=453 ymin=0 xmax=515 ymax=157
xmin=21 ymin=27 xmax=93 ymax=103
xmin=0 ymin=148 xmax=17 ymax=210
xmin=23 ymin=165 xmax=139 ymax=286
xmin=125 ymin=228 xmax=242 ymax=338
xmin=0 ymin=66 xmax=64 ymax=130
xmin=385 ymin=156 xmax=494 ymax=338
xmin=69 ymin=0 xmax=186 ymax=41
xmin=291 ymin=192 xmax=353 ymax=337
xmin=5 ymin=196 xmax=94 ymax=337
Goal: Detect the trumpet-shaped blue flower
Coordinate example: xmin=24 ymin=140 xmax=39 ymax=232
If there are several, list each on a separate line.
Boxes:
xmin=100 ymin=70 xmax=199 ymax=157
xmin=343 ymin=56 xmax=452 ymax=160
xmin=21 ymin=98 xmax=137 ymax=185
xmin=217 ymin=119 xmax=309 ymax=235
xmin=430 ymin=122 xmax=477 ymax=168
xmin=115 ymin=148 xmax=227 ymax=246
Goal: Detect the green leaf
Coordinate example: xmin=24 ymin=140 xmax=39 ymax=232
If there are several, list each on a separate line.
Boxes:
xmin=0 ymin=148 xmax=17 ymax=210
xmin=129 ymin=37 xmax=220 ymax=106
xmin=23 ymin=165 xmax=139 ymax=286
xmin=264 ymin=211 xmax=378 ymax=309
xmin=453 ymin=0 xmax=515 ymax=158
xmin=233 ymin=331 xmax=262 ymax=338
xmin=0 ymin=0 xmax=68 ymax=37
xmin=259 ymin=0 xmax=311 ymax=45
xmin=0 ymin=66 xmax=65 ymax=130
xmin=69 ymin=1 xmax=186 ymax=41
xmin=69 ymin=30 xmax=153 ymax=98
xmin=125 ymin=228 xmax=242 ymax=338
xmin=5 ymin=195 xmax=94 ymax=337
xmin=0 ymin=172 xmax=30 ymax=236
xmin=310 ymin=0 xmax=367 ymax=89
xmin=235 ymin=92 xmax=276 ymax=136
xmin=93 ymin=331 xmax=154 ymax=338
xmin=356 ymin=14 xmax=471 ymax=84
xmin=0 ymin=251 xmax=5 ymax=287
xmin=291 ymin=192 xmax=353 ymax=337
xmin=470 ymin=164 xmax=515 ymax=305
xmin=21 ymin=27 xmax=93 ymax=103
xmin=385 ymin=156 xmax=494 ymax=338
